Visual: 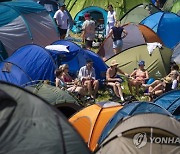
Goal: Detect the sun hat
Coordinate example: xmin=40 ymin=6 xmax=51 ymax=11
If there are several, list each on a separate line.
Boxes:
xmin=84 ymin=13 xmax=90 ymax=18
xmin=138 ymin=60 xmax=145 ymax=66
xmin=110 ymin=60 xmax=119 ymax=67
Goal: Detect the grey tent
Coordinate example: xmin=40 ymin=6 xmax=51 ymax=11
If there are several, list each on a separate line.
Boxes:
xmin=0 ymin=81 xmax=91 ymax=154
xmin=25 ymin=82 xmax=83 ymax=118
xmin=171 ymin=42 xmax=180 ymax=66
xmin=96 ymin=113 xmax=180 ymax=154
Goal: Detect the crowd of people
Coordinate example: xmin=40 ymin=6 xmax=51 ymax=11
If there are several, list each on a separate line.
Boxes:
xmin=52 ymin=3 xmax=180 ymax=102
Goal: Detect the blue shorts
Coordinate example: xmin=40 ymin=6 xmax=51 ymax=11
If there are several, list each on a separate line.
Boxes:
xmin=113 ymin=39 xmax=123 ymax=49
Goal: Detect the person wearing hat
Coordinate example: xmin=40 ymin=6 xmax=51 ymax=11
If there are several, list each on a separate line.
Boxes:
xmin=106 ymin=60 xmax=130 ymax=102
xmin=54 ymin=3 xmax=69 ymax=39
xmin=81 ymin=13 xmax=96 ymax=50
xmin=129 ymin=60 xmax=149 ymax=96
xmin=78 ymin=59 xmax=99 ymax=99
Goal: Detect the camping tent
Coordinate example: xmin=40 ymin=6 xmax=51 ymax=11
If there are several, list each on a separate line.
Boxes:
xmin=71 ymin=6 xmax=107 ymax=35
xmin=96 ymin=113 xmax=180 ymax=154
xmin=105 ymin=44 xmax=172 ymax=79
xmin=120 ymin=3 xmax=160 ymax=25
xmin=162 ymin=0 xmax=178 ymax=11
xmin=69 ymin=101 xmax=123 ymax=151
xmin=0 ymin=81 xmax=91 ymax=154
xmin=154 ymin=90 xmax=180 ymax=120
xmin=0 ymin=1 xmax=59 ymax=56
xmin=140 ymin=12 xmax=180 ymax=49
xmin=65 ymin=0 xmax=151 ymax=20
xmin=0 ymin=45 xmax=57 ymax=86
xmin=97 ymin=23 xmax=163 ymax=60
xmin=25 ymin=82 xmax=83 ymax=118
xmin=0 ymin=41 xmax=8 ymax=61
xmin=171 ymin=42 xmax=180 ymax=65
xmin=98 ymin=101 xmax=172 ymax=145
xmin=171 ymin=0 xmax=180 ymax=15
xmin=50 ymin=40 xmax=108 ymax=81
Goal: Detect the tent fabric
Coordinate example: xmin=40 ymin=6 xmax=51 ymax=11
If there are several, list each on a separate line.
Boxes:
xmin=105 ymin=44 xmax=172 ymax=79
xmin=120 ymin=3 xmax=160 ymax=25
xmin=140 ymin=12 xmax=180 ymax=49
xmin=0 ymin=45 xmax=57 ymax=86
xmin=171 ymin=42 xmax=180 ymax=65
xmin=0 ymin=41 xmax=8 ymax=61
xmin=98 ymin=23 xmax=163 ymax=60
xmin=65 ymin=0 xmax=151 ymax=20
xmin=162 ymin=0 xmax=178 ymax=11
xmin=0 ymin=1 xmax=59 ymax=56
xmin=25 ymin=82 xmax=83 ymax=118
xmin=69 ymin=101 xmax=123 ymax=151
xmin=0 ymin=81 xmax=91 ymax=154
xmin=98 ymin=101 xmax=172 ymax=145
xmin=96 ymin=113 xmax=180 ymax=154
xmin=171 ymin=0 xmax=180 ymax=15
xmin=154 ymin=90 xmax=180 ymax=120
xmin=51 ymin=40 xmax=108 ymax=81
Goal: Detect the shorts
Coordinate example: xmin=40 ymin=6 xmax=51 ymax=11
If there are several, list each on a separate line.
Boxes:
xmin=58 ymin=27 xmax=67 ymax=36
xmin=85 ymin=40 xmax=93 ymax=48
xmin=113 ymin=39 xmax=123 ymax=49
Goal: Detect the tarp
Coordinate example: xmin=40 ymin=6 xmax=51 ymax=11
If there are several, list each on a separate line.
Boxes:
xmin=154 ymin=90 xmax=180 ymax=120
xmin=51 ymin=40 xmax=108 ymax=81
xmin=105 ymin=44 xmax=172 ymax=79
xmin=0 ymin=81 xmax=91 ymax=154
xmin=140 ymin=12 xmax=180 ymax=49
xmin=0 ymin=1 xmax=59 ymax=56
xmin=120 ymin=3 xmax=160 ymax=25
xmin=98 ymin=101 xmax=172 ymax=145
xmin=0 ymin=45 xmax=57 ymax=86
xmin=98 ymin=23 xmax=163 ymax=60
xmin=25 ymin=82 xmax=83 ymax=118
xmin=69 ymin=101 xmax=123 ymax=151
xmin=65 ymin=0 xmax=151 ymax=20
xmin=71 ymin=6 xmax=107 ymax=35
xmin=96 ymin=113 xmax=180 ymax=154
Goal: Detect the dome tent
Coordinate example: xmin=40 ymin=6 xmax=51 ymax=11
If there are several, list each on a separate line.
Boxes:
xmin=0 ymin=1 xmax=59 ymax=56
xmin=0 ymin=81 xmax=91 ymax=154
xmin=154 ymin=90 xmax=180 ymax=120
xmin=140 ymin=12 xmax=180 ymax=49
xmin=105 ymin=44 xmax=172 ymax=79
xmin=98 ymin=23 xmax=163 ymax=60
xmin=171 ymin=42 xmax=180 ymax=65
xmin=0 ymin=44 xmax=57 ymax=86
xmin=69 ymin=101 xmax=123 ymax=151
xmin=98 ymin=101 xmax=172 ymax=146
xmin=96 ymin=113 xmax=180 ymax=154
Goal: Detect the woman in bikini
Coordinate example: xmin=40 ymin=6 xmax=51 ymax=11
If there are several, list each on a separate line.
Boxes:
xmin=129 ymin=60 xmax=149 ymax=96
xmin=106 ymin=60 xmax=129 ymax=101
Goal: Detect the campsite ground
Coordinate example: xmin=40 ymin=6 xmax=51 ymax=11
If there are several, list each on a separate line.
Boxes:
xmin=68 ymin=31 xmax=149 ymax=103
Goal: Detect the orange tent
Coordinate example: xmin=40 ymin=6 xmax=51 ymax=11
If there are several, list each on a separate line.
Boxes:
xmin=69 ymin=101 xmax=123 ymax=151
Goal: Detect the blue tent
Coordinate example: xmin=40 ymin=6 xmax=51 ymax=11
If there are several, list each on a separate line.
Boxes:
xmin=50 ymin=40 xmax=108 ymax=81
xmin=0 ymin=45 xmax=57 ymax=86
xmin=98 ymin=101 xmax=172 ymax=144
xmin=71 ymin=6 xmax=107 ymax=35
xmin=154 ymin=90 xmax=180 ymax=120
xmin=140 ymin=12 xmax=180 ymax=49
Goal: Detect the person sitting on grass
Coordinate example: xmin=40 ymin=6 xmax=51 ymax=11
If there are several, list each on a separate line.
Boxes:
xmin=78 ymin=59 xmax=99 ymax=99
xmin=55 ymin=68 xmax=87 ymax=96
xmin=106 ymin=60 xmax=130 ymax=102
xmin=143 ymin=63 xmax=180 ymax=101
xmin=129 ymin=60 xmax=149 ymax=96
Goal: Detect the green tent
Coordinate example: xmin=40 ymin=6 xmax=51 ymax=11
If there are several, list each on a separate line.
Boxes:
xmin=162 ymin=0 xmax=178 ymax=11
xmin=120 ymin=3 xmax=160 ymax=25
xmin=171 ymin=0 xmax=180 ymax=15
xmin=65 ymin=0 xmax=151 ymax=19
xmin=0 ymin=81 xmax=91 ymax=154
xmin=106 ymin=44 xmax=172 ymax=79
xmin=25 ymin=82 xmax=84 ymax=118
